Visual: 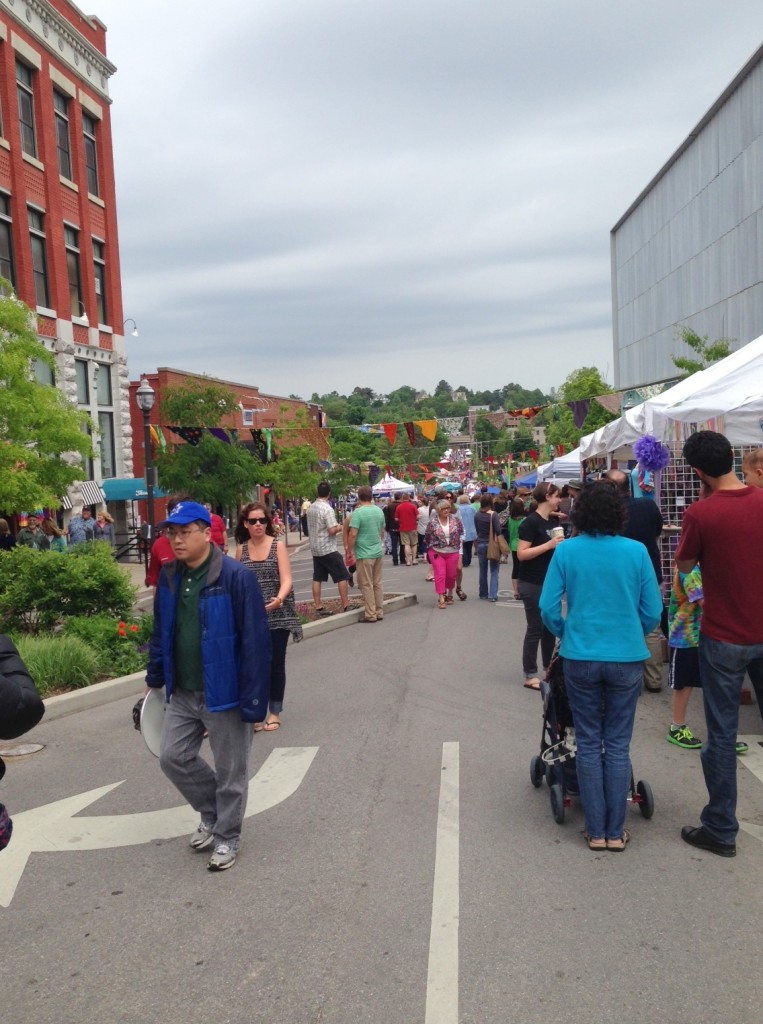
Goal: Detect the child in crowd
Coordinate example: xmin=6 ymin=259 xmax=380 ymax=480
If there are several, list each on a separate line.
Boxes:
xmin=742 ymin=447 xmax=763 ymax=487
xmin=667 ymin=563 xmax=748 ymax=754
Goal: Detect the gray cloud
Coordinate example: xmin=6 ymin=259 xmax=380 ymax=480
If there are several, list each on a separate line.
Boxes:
xmin=98 ymin=0 xmax=762 ymax=398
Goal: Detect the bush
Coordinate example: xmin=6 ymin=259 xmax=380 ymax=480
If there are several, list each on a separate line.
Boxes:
xmin=63 ymin=613 xmax=151 ymax=678
xmin=0 ymin=544 xmax=136 ymax=633
xmin=15 ymin=634 xmax=102 ymax=695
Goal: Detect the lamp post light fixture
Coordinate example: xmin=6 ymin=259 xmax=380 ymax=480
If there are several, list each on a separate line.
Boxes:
xmin=122 ymin=318 xmax=139 ymax=337
xmin=74 ymin=300 xmax=89 ymax=326
xmin=135 ymin=378 xmax=157 ymax=558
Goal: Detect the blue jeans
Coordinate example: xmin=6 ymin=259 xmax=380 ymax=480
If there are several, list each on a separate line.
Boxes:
xmin=476 ymin=542 xmax=499 ymax=600
xmin=563 ymin=660 xmax=643 ymax=841
xmin=698 ymin=634 xmax=763 ymax=844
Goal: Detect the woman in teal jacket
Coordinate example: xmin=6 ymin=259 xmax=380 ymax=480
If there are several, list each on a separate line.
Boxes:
xmin=540 ymin=482 xmax=662 ymax=852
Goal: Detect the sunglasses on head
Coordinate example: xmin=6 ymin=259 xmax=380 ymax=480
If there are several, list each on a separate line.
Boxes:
xmin=247 ymin=516 xmax=267 ymax=524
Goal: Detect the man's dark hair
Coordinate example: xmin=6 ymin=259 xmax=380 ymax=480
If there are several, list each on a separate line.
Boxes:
xmin=357 ymin=485 xmax=372 ymax=501
xmin=479 ymin=493 xmax=493 ymax=509
xmin=393 ymin=491 xmax=402 ymax=500
xmin=572 ymin=481 xmax=625 ymax=536
xmin=682 ymin=430 xmax=733 ymax=478
xmin=317 ymin=481 xmax=331 ymax=498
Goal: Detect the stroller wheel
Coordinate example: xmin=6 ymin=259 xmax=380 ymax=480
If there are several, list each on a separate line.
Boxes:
xmin=636 ymin=779 xmax=654 ymax=819
xmin=550 ymin=783 xmax=565 ymax=824
xmin=530 ymin=755 xmax=544 ymax=788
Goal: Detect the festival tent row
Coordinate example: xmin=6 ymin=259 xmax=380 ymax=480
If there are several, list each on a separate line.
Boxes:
xmin=579 ymin=333 xmax=763 ymax=459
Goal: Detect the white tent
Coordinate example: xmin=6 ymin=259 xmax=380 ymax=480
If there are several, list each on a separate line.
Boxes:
xmin=538 ymin=446 xmax=583 ymax=480
xmin=580 ymin=333 xmax=763 ymax=457
xmin=371 ymin=474 xmax=415 ymax=497
xmin=646 ymin=333 xmax=763 ymax=444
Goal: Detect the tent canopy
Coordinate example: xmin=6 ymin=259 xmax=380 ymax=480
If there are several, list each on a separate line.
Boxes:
xmin=101 ymin=477 xmax=167 ymax=502
xmin=539 ymin=447 xmax=582 ymax=480
xmin=580 ymin=333 xmax=763 ymax=457
xmin=371 ymin=474 xmax=415 ymax=495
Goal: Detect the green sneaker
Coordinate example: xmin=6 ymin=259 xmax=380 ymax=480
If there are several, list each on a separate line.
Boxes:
xmin=667 ymin=725 xmax=702 ymax=750
xmin=736 ymin=740 xmax=749 ymax=755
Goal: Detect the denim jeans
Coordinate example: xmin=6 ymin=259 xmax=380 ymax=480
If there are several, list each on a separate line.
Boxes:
xmin=563 ymin=660 xmax=643 ymax=841
xmin=462 ymin=539 xmax=474 ymax=567
xmin=476 ymin=542 xmax=499 ymax=600
xmin=698 ymin=634 xmax=763 ymax=844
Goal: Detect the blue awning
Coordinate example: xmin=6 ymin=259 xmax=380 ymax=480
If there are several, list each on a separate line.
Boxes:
xmin=101 ymin=478 xmax=166 ymax=502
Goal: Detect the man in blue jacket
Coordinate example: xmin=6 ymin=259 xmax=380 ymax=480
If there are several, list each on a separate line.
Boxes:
xmin=146 ymin=501 xmax=271 ymax=871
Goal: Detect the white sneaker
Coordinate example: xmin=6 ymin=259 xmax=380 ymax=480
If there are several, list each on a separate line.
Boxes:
xmin=189 ymin=822 xmax=215 ymax=851
xmin=207 ymin=843 xmax=237 ymax=871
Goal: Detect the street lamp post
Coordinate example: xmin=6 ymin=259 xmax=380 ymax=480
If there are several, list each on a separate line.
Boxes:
xmin=135 ymin=378 xmax=156 ymax=561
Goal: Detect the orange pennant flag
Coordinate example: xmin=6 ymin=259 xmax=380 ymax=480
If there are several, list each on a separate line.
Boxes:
xmin=415 ymin=420 xmax=438 ymax=441
xmin=382 ymin=423 xmax=397 ymax=445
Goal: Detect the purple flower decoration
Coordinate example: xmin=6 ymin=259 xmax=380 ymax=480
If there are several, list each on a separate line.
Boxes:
xmin=633 ymin=434 xmax=671 ymax=472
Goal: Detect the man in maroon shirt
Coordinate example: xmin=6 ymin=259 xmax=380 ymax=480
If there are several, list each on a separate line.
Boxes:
xmin=395 ymin=494 xmax=420 ymax=566
xmin=675 ymin=431 xmax=763 ymax=857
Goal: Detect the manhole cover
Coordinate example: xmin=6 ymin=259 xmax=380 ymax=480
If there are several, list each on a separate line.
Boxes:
xmin=0 ymin=743 xmax=45 ymax=757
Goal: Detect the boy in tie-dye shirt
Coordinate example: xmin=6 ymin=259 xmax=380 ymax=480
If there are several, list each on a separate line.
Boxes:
xmin=667 ymin=565 xmax=748 ymax=754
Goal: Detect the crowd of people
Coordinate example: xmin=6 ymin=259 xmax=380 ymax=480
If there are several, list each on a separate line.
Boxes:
xmin=0 ymin=507 xmax=118 ymax=554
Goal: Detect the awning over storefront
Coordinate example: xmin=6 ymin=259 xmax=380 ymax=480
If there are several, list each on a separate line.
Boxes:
xmin=81 ymin=480 xmax=107 ymax=505
xmin=101 ymin=477 xmax=166 ymax=502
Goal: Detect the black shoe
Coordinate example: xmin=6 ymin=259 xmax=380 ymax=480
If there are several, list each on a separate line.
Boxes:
xmin=681 ymin=825 xmax=736 ymax=857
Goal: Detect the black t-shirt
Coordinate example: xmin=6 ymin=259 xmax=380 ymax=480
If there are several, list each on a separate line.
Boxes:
xmin=384 ymin=502 xmax=400 ymax=531
xmin=517 ymin=511 xmax=554 ymax=584
xmin=622 ymin=497 xmax=663 ymax=582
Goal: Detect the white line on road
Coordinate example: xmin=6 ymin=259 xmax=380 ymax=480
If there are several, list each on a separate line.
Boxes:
xmin=425 ymin=741 xmax=459 ymax=1024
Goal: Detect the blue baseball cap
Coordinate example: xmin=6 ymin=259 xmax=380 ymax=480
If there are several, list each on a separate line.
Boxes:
xmin=159 ymin=501 xmax=211 ymax=527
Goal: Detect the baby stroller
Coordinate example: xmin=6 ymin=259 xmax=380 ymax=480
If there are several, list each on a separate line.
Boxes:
xmin=529 ymin=652 xmax=654 ymax=825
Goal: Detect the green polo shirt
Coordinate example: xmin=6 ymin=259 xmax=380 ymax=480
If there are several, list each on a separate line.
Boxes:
xmin=174 ymin=546 xmax=213 ymax=692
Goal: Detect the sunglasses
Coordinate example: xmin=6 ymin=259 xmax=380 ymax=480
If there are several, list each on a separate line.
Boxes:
xmin=247 ymin=517 xmax=267 ymax=525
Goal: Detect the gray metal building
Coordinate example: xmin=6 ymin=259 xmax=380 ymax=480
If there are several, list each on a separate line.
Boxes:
xmin=611 ymin=42 xmax=763 ymax=390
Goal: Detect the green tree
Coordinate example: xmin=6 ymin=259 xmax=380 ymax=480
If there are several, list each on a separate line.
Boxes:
xmin=266 ymin=444 xmax=321 ymax=506
xmin=156 ymin=381 xmax=264 ymax=507
xmin=0 ymin=291 xmax=92 ymax=510
xmin=544 ymin=367 xmax=618 ymax=450
xmin=672 ymin=326 xmax=733 ymax=378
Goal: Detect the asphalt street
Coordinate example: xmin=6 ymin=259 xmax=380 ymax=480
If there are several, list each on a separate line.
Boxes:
xmin=3 ymin=549 xmax=763 ymax=1023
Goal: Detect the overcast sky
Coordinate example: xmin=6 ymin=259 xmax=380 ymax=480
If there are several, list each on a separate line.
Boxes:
xmin=90 ymin=0 xmax=761 ymax=401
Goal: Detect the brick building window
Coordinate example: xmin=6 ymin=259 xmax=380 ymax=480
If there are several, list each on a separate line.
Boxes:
xmin=82 ymin=113 xmax=99 ymax=196
xmin=0 ymin=193 xmax=15 ymax=290
xmin=93 ymin=238 xmax=107 ymax=324
xmin=16 ymin=62 xmax=37 ymax=158
xmin=65 ymin=224 xmax=84 ymax=318
xmin=53 ymin=89 xmax=72 ymax=180
xmin=28 ymin=206 xmax=50 ymax=308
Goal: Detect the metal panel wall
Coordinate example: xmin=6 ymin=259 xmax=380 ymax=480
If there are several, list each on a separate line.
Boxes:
xmin=612 ymin=54 xmax=763 ymax=389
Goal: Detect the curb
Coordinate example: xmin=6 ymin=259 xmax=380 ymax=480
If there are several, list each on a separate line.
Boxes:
xmin=42 ymin=592 xmax=418 ymax=723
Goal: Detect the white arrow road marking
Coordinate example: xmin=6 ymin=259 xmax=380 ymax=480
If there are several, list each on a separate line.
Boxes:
xmin=425 ymin=741 xmax=459 ymax=1024
xmin=0 ymin=746 xmax=318 ymax=908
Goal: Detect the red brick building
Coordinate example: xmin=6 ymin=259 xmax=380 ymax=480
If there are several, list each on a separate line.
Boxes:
xmin=128 ymin=368 xmax=329 ymax=520
xmin=0 ymin=2 xmax=130 ymax=515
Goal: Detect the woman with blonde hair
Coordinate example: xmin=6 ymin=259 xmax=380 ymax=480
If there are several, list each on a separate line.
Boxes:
xmin=424 ymin=498 xmax=464 ymax=609
xmin=94 ymin=509 xmax=116 ymax=548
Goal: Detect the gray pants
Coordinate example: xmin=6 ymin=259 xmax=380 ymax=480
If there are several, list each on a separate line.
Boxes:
xmin=159 ymin=689 xmax=253 ymax=847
